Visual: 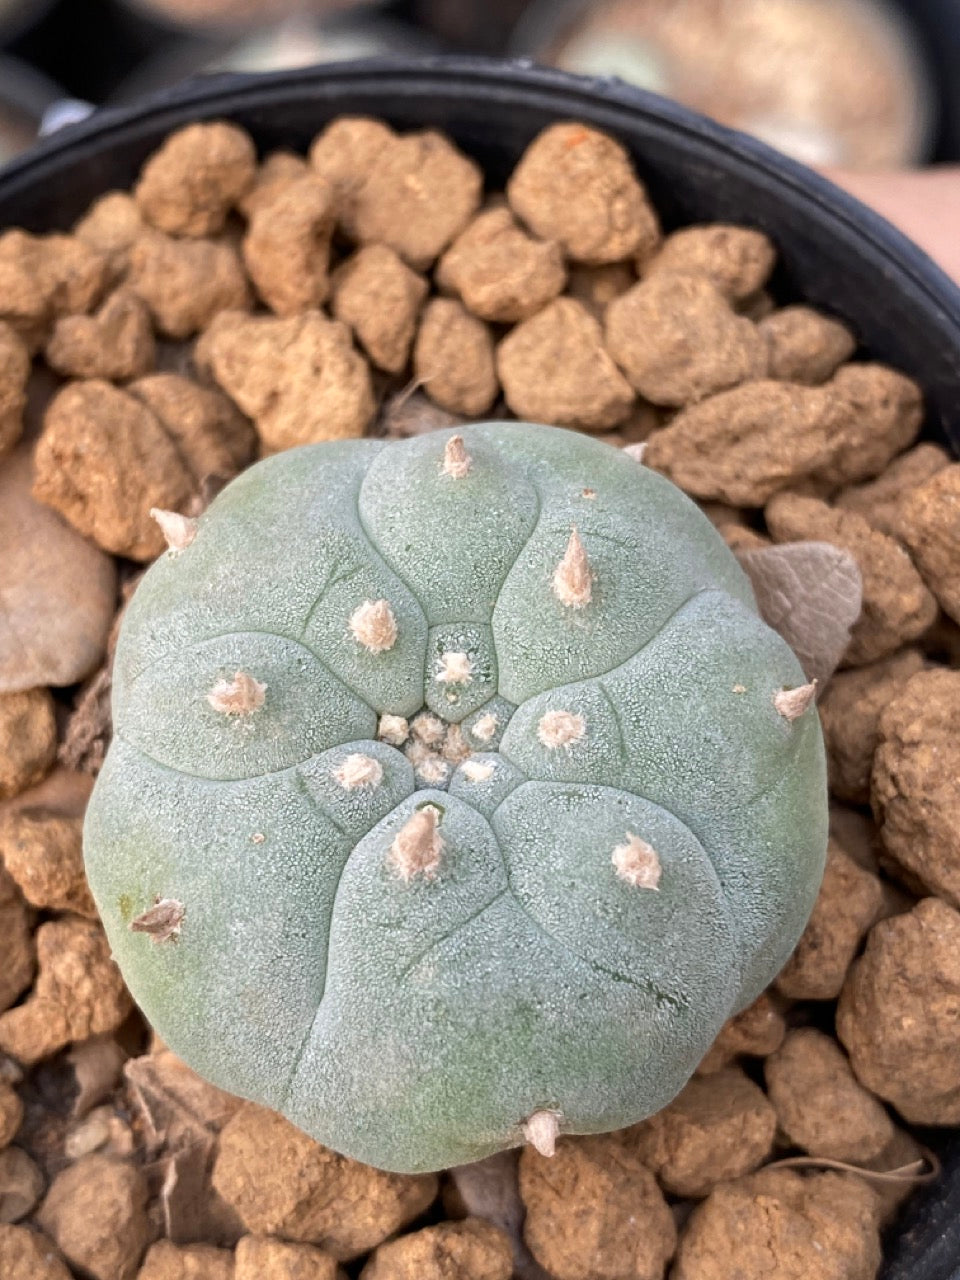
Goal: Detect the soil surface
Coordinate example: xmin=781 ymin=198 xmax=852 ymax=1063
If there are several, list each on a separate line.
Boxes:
xmin=1 ymin=115 xmax=957 ymax=1280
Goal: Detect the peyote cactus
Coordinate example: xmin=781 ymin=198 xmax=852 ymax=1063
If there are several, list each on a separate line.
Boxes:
xmin=84 ymin=423 xmax=827 ymax=1173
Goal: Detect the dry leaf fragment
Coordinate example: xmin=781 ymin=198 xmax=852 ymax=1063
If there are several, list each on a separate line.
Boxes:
xmin=736 ymin=541 xmax=863 ymax=686
xmin=130 ymin=897 xmax=184 ymax=943
xmin=58 ymin=667 xmax=112 ymax=776
xmin=125 ymin=1049 xmax=245 ymax=1243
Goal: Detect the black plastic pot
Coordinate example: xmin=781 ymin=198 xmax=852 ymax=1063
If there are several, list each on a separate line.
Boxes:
xmin=0 ymin=57 xmax=958 ymax=1278
xmin=0 ymin=0 xmax=56 ymax=48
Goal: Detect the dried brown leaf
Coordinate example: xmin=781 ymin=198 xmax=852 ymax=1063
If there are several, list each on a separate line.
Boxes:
xmin=126 ymin=1049 xmax=246 ymax=1244
xmin=124 ymin=1049 xmax=241 ymax=1155
xmin=737 ymin=541 xmax=863 ymax=686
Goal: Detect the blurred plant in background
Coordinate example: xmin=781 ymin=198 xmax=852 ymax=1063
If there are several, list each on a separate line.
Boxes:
xmin=0 ymin=0 xmax=955 ymax=172
xmin=513 ymin=0 xmax=934 ymax=169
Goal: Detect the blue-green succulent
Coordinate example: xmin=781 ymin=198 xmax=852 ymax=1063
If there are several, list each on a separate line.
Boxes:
xmin=84 ymin=422 xmax=827 ymax=1173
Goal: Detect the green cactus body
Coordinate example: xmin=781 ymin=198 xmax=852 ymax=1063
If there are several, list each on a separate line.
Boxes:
xmin=84 ymin=422 xmax=827 ymax=1173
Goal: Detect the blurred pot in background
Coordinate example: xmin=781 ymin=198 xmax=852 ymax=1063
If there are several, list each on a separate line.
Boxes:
xmin=397 ymin=0 xmax=530 ymax=54
xmin=0 ymin=0 xmax=55 ymax=45
xmin=511 ymin=0 xmax=934 ymax=169
xmin=108 ymin=7 xmax=436 ymax=101
xmin=0 ymin=53 xmax=61 ymax=165
xmin=117 ymin=0 xmax=375 ymax=35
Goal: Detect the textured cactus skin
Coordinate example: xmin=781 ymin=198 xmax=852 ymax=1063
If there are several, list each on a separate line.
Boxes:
xmin=84 ymin=422 xmax=827 ymax=1173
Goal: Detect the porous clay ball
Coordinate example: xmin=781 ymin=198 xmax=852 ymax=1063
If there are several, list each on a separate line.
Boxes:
xmin=138 ymin=1240 xmax=234 ymax=1280
xmin=519 ymin=1134 xmax=676 ymax=1280
xmin=44 ymin=289 xmax=155 ymax=381
xmin=32 ymin=380 xmax=196 ymax=561
xmin=311 ymin=120 xmax=481 ymax=270
xmin=0 ymin=918 xmax=131 ymax=1064
xmin=815 ymin=364 xmax=923 ymax=489
xmin=764 ymin=1028 xmax=894 ymax=1162
xmin=0 ymin=866 xmax=34 ymax=1015
xmin=195 ymin=310 xmax=374 ymax=451
xmin=819 ymin=649 xmax=927 ymax=803
xmin=605 ymin=274 xmax=768 ymax=406
xmin=644 ymin=381 xmax=848 ymax=506
xmin=696 ymin=991 xmax=786 ymax=1074
xmin=897 ymin=464 xmax=960 ymax=623
xmin=507 ymin=123 xmax=660 ymax=264
xmin=0 ymin=1082 xmax=22 ymax=1150
xmin=775 ymin=839 xmax=883 ymax=1001
xmin=758 ymin=306 xmax=856 ymax=384
xmin=308 ymin=117 xmax=394 ymax=208
xmin=85 ymin=424 xmax=827 ymax=1172
xmin=127 ymin=230 xmax=250 ymax=339
xmin=331 ymin=245 xmax=429 ymax=374
xmin=127 ymin=373 xmax=256 ymax=485
xmin=0 ymin=1225 xmax=73 ymax=1280
xmin=639 ymin=224 xmax=776 ymax=301
xmin=242 ymin=174 xmax=336 ymax=317
xmin=0 ymin=811 xmax=95 ymax=917
xmin=497 ymin=298 xmax=635 ymax=429
xmin=235 ymin=1234 xmax=339 ymax=1280
xmin=673 ymin=1168 xmax=882 ymax=1280
xmin=0 ymin=1145 xmax=45 ymax=1222
xmin=0 ymin=229 xmax=108 ymax=350
xmin=628 ymin=1066 xmax=776 ymax=1196
xmin=37 ymin=1154 xmax=150 ymax=1280
xmin=566 ymin=262 xmax=636 ymax=316
xmin=134 ymin=121 xmax=257 ymax=238
xmin=835 ymin=443 xmax=951 ymax=537
xmin=436 ymin=206 xmax=567 ymax=323
xmin=0 ymin=322 xmax=29 ymax=457
xmin=360 ymin=1218 xmax=512 ymax=1280
xmin=74 ymin=191 xmax=144 ymax=279
xmin=0 ymin=689 xmax=57 ymax=800
xmin=414 ymin=299 xmax=498 ymax=416
xmin=871 ymin=668 xmax=960 ymax=906
xmin=211 ymin=1103 xmax=436 ymax=1256
xmin=837 ymin=897 xmax=960 ymax=1123
xmin=239 ymin=150 xmax=309 ymax=219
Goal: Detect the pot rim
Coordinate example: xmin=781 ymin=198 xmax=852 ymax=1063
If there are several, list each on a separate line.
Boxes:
xmin=0 ymin=54 xmax=957 ymax=319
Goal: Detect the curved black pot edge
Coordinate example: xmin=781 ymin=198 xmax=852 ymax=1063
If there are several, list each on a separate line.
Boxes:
xmin=1 ymin=55 xmax=958 ymax=452
xmin=0 ymin=55 xmax=959 ymax=1278
xmin=0 ymin=54 xmax=948 ymax=290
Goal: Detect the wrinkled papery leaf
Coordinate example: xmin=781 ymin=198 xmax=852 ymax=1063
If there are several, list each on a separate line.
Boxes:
xmin=126 ymin=1050 xmax=244 ymax=1244
xmin=124 ymin=1050 xmax=241 ymax=1154
xmin=450 ymin=1152 xmax=553 ymax=1280
xmin=736 ymin=541 xmax=863 ymax=686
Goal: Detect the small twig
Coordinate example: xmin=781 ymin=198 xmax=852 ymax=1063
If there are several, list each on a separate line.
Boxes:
xmin=764 ymin=1148 xmax=941 ymax=1186
xmin=391 ymin=373 xmax=432 ymax=411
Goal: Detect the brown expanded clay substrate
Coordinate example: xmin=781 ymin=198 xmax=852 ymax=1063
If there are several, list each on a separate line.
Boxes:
xmin=0 ymin=116 xmax=958 ymax=1280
